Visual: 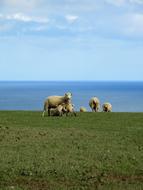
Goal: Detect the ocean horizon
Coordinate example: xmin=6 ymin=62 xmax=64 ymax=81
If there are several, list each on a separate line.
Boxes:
xmin=0 ymin=81 xmax=143 ymax=112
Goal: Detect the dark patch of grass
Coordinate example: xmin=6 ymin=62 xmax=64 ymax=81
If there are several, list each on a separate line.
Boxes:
xmin=0 ymin=111 xmax=143 ymax=189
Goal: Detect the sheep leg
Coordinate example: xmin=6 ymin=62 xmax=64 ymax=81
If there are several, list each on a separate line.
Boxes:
xmin=42 ymin=110 xmax=45 ymax=117
xmin=48 ymin=108 xmax=51 ymax=116
xmin=93 ymin=102 xmax=97 ymax=112
xmin=92 ymin=107 xmax=95 ymax=112
xmin=60 ymin=112 xmax=63 ymax=117
xmin=42 ymin=102 xmax=49 ymax=117
xmin=73 ymin=112 xmax=77 ymax=116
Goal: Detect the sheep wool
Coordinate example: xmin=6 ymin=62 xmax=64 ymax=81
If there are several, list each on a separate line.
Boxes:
xmin=42 ymin=92 xmax=72 ymax=117
xmin=80 ymin=107 xmax=87 ymax=112
xmin=64 ymin=103 xmax=76 ymax=116
xmin=89 ymin=97 xmax=100 ymax=112
xmin=102 ymin=103 xmax=112 ymax=112
xmin=50 ymin=104 xmax=66 ymax=116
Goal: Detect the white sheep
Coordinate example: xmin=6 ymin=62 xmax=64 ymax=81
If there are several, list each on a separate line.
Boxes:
xmin=102 ymin=102 xmax=112 ymax=112
xmin=64 ymin=103 xmax=76 ymax=116
xmin=42 ymin=92 xmax=72 ymax=117
xmin=89 ymin=97 xmax=100 ymax=112
xmin=50 ymin=104 xmax=67 ymax=116
xmin=80 ymin=107 xmax=87 ymax=112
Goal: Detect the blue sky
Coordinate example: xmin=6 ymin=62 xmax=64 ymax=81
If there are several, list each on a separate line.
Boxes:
xmin=0 ymin=0 xmax=143 ymax=81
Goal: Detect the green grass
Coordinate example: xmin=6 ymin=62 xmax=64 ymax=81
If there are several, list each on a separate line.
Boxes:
xmin=0 ymin=111 xmax=143 ymax=190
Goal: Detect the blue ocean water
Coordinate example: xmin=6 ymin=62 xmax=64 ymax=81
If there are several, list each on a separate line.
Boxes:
xmin=0 ymin=81 xmax=143 ymax=112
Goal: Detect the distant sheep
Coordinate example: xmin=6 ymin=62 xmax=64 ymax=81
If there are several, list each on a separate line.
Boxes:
xmin=102 ymin=102 xmax=112 ymax=112
xmin=64 ymin=103 xmax=76 ymax=116
xmin=80 ymin=107 xmax=87 ymax=112
xmin=42 ymin=92 xmax=72 ymax=117
xmin=50 ymin=104 xmax=67 ymax=116
xmin=89 ymin=97 xmax=100 ymax=112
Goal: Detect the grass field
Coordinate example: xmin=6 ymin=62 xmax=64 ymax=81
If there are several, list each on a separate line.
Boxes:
xmin=0 ymin=111 xmax=143 ymax=190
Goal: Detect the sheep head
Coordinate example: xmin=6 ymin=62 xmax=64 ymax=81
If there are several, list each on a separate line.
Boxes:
xmin=64 ymin=92 xmax=72 ymax=101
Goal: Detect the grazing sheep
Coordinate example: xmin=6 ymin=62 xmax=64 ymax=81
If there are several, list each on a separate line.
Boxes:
xmin=80 ymin=107 xmax=87 ymax=112
xmin=50 ymin=104 xmax=67 ymax=116
xmin=89 ymin=97 xmax=100 ymax=112
xmin=102 ymin=103 xmax=112 ymax=112
xmin=42 ymin=92 xmax=72 ymax=117
xmin=64 ymin=103 xmax=76 ymax=116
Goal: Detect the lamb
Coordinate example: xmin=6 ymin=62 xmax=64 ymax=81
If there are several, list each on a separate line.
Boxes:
xmin=42 ymin=92 xmax=72 ymax=117
xmin=102 ymin=102 xmax=112 ymax=112
xmin=80 ymin=107 xmax=87 ymax=112
xmin=64 ymin=103 xmax=76 ymax=116
xmin=50 ymin=104 xmax=67 ymax=116
xmin=89 ymin=97 xmax=100 ymax=112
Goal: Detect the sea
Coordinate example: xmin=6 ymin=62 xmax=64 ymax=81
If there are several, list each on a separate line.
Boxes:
xmin=0 ymin=81 xmax=143 ymax=112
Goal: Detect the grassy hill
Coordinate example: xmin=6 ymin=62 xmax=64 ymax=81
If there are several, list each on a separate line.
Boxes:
xmin=0 ymin=111 xmax=143 ymax=190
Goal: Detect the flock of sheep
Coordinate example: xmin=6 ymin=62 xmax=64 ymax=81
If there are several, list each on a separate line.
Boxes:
xmin=42 ymin=92 xmax=112 ymax=117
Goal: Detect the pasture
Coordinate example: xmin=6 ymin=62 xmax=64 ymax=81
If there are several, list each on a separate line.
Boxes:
xmin=0 ymin=111 xmax=143 ymax=190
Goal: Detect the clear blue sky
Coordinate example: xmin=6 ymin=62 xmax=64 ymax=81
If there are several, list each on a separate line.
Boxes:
xmin=0 ymin=0 xmax=143 ymax=81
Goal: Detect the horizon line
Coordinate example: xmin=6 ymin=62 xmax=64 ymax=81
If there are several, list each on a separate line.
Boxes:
xmin=0 ymin=80 xmax=143 ymax=82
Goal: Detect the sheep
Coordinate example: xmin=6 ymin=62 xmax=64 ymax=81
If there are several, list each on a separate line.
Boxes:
xmin=50 ymin=104 xmax=67 ymax=116
xmin=80 ymin=107 xmax=87 ymax=112
xmin=42 ymin=92 xmax=72 ymax=117
xmin=64 ymin=103 xmax=76 ymax=116
xmin=102 ymin=102 xmax=112 ymax=112
xmin=89 ymin=97 xmax=100 ymax=112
